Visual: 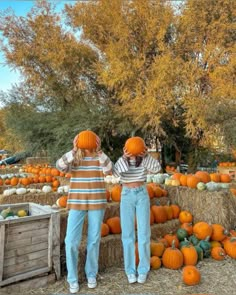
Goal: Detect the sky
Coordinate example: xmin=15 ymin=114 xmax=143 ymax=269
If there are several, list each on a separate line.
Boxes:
xmin=0 ymin=0 xmax=184 ymax=93
xmin=0 ymin=0 xmax=76 ymax=93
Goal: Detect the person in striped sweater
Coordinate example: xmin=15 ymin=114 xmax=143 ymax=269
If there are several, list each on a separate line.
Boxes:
xmin=113 ymin=138 xmax=161 ymax=285
xmin=56 ymin=131 xmax=112 ymax=294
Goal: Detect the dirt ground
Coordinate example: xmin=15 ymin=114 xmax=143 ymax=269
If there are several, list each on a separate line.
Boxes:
xmin=25 ymin=258 xmax=236 ymax=295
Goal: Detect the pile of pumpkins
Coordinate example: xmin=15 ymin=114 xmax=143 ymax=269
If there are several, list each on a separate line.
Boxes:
xmin=145 ymin=210 xmax=236 ymax=286
xmin=0 ymin=206 xmax=28 ymax=221
xmin=148 ymin=171 xmax=233 ymax=192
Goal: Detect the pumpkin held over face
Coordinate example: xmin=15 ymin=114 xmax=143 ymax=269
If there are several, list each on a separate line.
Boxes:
xmin=124 ymin=136 xmax=146 ymax=156
xmin=77 ymin=130 xmax=97 ymax=150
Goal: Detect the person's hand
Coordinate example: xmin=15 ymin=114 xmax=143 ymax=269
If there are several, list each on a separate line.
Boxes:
xmin=123 ymin=147 xmax=133 ymax=159
xmin=73 ymin=134 xmax=79 ymax=152
xmin=138 ymin=146 xmax=148 ymax=158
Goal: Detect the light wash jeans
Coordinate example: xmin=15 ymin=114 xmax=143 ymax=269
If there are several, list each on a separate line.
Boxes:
xmin=65 ymin=209 xmax=105 ymax=284
xmin=120 ymin=185 xmax=150 ymax=276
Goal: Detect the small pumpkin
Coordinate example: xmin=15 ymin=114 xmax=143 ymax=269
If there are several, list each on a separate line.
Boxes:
xmin=56 ymin=195 xmax=68 ymax=208
xmin=124 ymin=136 xmax=146 ymax=156
xmin=111 ymin=184 xmax=122 ymax=202
xmin=150 ymin=241 xmax=165 ymax=257
xmin=101 ymin=223 xmax=110 ymax=237
xmin=162 ymin=240 xmax=183 ymax=270
xmin=151 ymin=205 xmax=168 ymax=223
xmin=179 ymin=210 xmax=193 ymax=224
xmin=182 ymin=265 xmax=201 ymax=286
xmin=176 ymin=228 xmax=189 ymax=241
xmin=223 ymin=237 xmax=236 ymax=259
xmin=106 ymin=216 xmax=121 ymax=234
xmin=193 ymin=222 xmax=212 ymax=240
xmin=211 ymin=224 xmax=228 ymax=242
xmin=211 ymin=246 xmax=226 ymax=261
xmin=181 ymin=245 xmax=198 ymax=266
xmin=150 ymin=256 xmax=161 ymax=269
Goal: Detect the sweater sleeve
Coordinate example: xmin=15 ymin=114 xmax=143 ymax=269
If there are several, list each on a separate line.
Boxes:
xmin=112 ymin=157 xmax=129 ymax=177
xmin=98 ymin=152 xmax=113 ymax=175
xmin=142 ymin=154 xmax=161 ymax=173
xmin=56 ymin=150 xmax=75 ymax=173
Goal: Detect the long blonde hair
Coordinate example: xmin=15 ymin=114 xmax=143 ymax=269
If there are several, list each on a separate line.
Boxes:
xmin=74 ymin=148 xmax=97 ymax=165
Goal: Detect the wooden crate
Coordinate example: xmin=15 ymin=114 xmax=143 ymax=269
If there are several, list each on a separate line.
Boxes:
xmin=0 ymin=202 xmax=60 ymax=287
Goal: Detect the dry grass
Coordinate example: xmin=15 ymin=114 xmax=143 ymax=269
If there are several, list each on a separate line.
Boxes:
xmin=25 ymin=258 xmax=236 ymax=295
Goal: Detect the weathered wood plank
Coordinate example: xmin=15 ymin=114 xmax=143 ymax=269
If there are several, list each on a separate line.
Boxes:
xmin=0 ymin=225 xmax=5 ymax=282
xmin=3 ymin=257 xmax=48 ymax=278
xmin=0 ymin=267 xmax=51 ymax=288
xmin=31 ymin=234 xmax=48 ymax=244
xmin=4 ymin=249 xmax=48 ymax=267
xmin=51 ymin=212 xmax=61 ymax=279
xmin=6 ymin=219 xmax=49 ymax=234
xmin=4 ymin=241 xmax=48 ymax=259
xmin=5 ymin=227 xmax=49 ymax=242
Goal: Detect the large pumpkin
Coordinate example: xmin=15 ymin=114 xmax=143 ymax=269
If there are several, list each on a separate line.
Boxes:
xmin=77 ymin=130 xmax=97 ymax=150
xmin=193 ymin=222 xmax=212 ymax=240
xmin=124 ymin=136 xmax=146 ymax=156
xmin=162 ymin=241 xmax=183 ymax=269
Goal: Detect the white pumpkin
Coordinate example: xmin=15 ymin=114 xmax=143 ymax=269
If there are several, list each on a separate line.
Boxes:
xmin=206 ymin=181 xmax=219 ymax=192
xmin=63 ymin=185 xmax=69 ymax=193
xmin=57 ymin=186 xmax=64 ymax=194
xmin=16 ymin=188 xmax=27 ymax=195
xmin=3 ymin=188 xmax=16 ymax=196
xmin=29 ymin=188 xmax=37 ymax=193
xmin=197 ymin=182 xmax=206 ymax=191
xmin=220 ymin=183 xmax=229 ymax=189
xmin=153 ymin=173 xmax=165 ymax=184
xmin=36 ymin=189 xmax=42 ymax=193
xmin=42 ymin=185 xmax=52 ymax=193
xmin=165 ymin=178 xmax=172 ymax=186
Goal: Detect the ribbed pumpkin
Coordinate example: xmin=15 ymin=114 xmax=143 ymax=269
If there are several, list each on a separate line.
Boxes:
xmin=151 ymin=205 xmax=168 ymax=223
xmin=77 ymin=130 xmax=97 ymax=150
xmin=10 ymin=177 xmax=19 ymax=186
xmin=223 ymin=238 xmax=236 ymax=259
xmin=146 ymin=184 xmax=155 ymax=199
xmin=187 ymin=175 xmax=201 ymax=189
xmin=181 ymin=245 xmax=198 ymax=265
xmin=193 ymin=222 xmax=213 ymax=240
xmin=150 ymin=242 xmax=165 ymax=257
xmin=210 ymin=173 xmax=221 ymax=183
xmin=101 ymin=223 xmax=110 ymax=237
xmin=56 ymin=195 xmax=68 ymax=208
xmin=182 ymin=265 xmax=201 ymax=286
xmin=124 ymin=136 xmax=145 ymax=156
xmin=164 ymin=233 xmax=180 ymax=248
xmin=180 ymin=175 xmax=188 ymax=186
xmin=211 ymin=224 xmax=228 ymax=242
xmin=170 ymin=204 xmax=181 ymax=219
xmin=195 ymin=171 xmax=211 ymax=183
xmin=150 ymin=256 xmax=162 ymax=269
xmin=179 ymin=210 xmax=193 ymax=224
xmin=220 ymin=173 xmax=231 ymax=183
xmin=163 ymin=204 xmax=173 ymax=220
xmin=162 ymin=241 xmax=183 ymax=269
xmin=106 ymin=217 xmax=121 ymax=234
xmin=111 ymin=184 xmax=122 ymax=202
xmin=211 ymin=246 xmax=226 ymax=261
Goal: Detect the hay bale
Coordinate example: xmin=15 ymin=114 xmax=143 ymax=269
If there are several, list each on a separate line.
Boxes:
xmin=56 ymin=176 xmax=70 ymax=186
xmin=0 ymin=191 xmax=61 ymax=206
xmin=164 ymin=186 xmax=236 ymax=230
xmin=0 ymin=167 xmax=20 ymax=175
xmin=60 ymin=219 xmax=179 ymax=283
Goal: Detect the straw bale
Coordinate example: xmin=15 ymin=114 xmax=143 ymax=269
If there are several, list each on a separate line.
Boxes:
xmin=0 ymin=167 xmax=21 ymax=175
xmin=56 ymin=176 xmax=70 ymax=186
xmin=60 ymin=219 xmax=179 ymax=283
xmin=0 ymin=191 xmax=61 ymax=206
xmin=164 ymin=186 xmax=236 ymax=230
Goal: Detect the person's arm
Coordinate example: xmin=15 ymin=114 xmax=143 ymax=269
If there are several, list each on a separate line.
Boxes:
xmin=56 ymin=150 xmax=75 ymax=173
xmin=56 ymin=134 xmax=78 ymax=173
xmin=97 ymin=151 xmax=113 ymax=175
xmin=142 ymin=154 xmax=162 ymax=173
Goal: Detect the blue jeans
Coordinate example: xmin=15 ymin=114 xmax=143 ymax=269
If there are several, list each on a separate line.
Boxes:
xmin=120 ymin=185 xmax=150 ymax=276
xmin=65 ymin=209 xmax=105 ymax=284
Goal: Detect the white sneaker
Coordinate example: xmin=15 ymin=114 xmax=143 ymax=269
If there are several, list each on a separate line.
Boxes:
xmin=137 ymin=274 xmax=147 ymax=284
xmin=87 ymin=277 xmax=97 ymax=288
xmin=69 ymin=282 xmax=79 ymax=293
xmin=127 ymin=274 xmax=137 ymax=284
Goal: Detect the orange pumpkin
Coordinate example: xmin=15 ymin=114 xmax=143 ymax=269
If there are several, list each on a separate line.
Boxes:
xmin=211 ymin=224 xmax=228 ymax=242
xmin=10 ymin=177 xmax=19 ymax=186
xmin=170 ymin=204 xmax=181 ymax=219
xmin=180 ymin=175 xmax=188 ymax=186
xmin=150 ymin=242 xmax=165 ymax=257
xmin=146 ymin=184 xmax=155 ymax=199
xmin=210 ymin=173 xmax=221 ymax=182
xmin=193 ymin=222 xmax=212 ymax=240
xmin=101 ymin=223 xmax=110 ymax=237
xmin=150 ymin=256 xmax=162 ymax=269
xmin=56 ymin=195 xmax=68 ymax=208
xmin=195 ymin=171 xmax=211 ymax=183
xmin=162 ymin=241 xmax=183 ymax=269
xmin=182 ymin=265 xmax=201 ymax=286
xmin=111 ymin=184 xmax=122 ymax=202
xmin=106 ymin=217 xmax=121 ymax=234
xmin=151 ymin=205 xmax=168 ymax=223
xmin=187 ymin=175 xmax=201 ymax=189
xmin=223 ymin=238 xmax=236 ymax=259
xmin=179 ymin=210 xmax=193 ymax=224
xmin=181 ymin=245 xmax=198 ymax=265
xmin=77 ymin=130 xmax=97 ymax=150
xmin=220 ymin=174 xmax=231 ymax=183
xmin=211 ymin=246 xmax=226 ymax=261
xmin=181 ymin=223 xmax=193 ymax=236
xmin=124 ymin=136 xmax=145 ymax=156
